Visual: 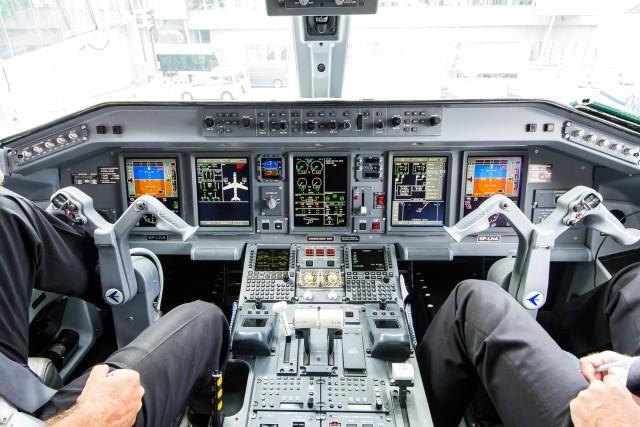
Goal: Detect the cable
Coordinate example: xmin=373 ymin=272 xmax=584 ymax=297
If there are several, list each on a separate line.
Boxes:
xmin=129 ymin=247 xmax=164 ymax=312
xmin=229 ymin=301 xmax=238 ymax=337
xmin=405 ymin=304 xmax=418 ymax=348
xmin=592 ymin=209 xmax=640 ymax=289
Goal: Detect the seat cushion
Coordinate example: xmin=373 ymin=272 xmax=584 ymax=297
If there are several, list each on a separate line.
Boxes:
xmin=28 ymin=357 xmax=63 ymax=390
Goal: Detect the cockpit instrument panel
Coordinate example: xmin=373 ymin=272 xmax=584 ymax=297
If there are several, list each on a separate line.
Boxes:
xmin=124 ymin=157 xmax=180 ymax=227
xmin=390 ymin=155 xmax=448 ymax=227
xmin=463 ymin=155 xmax=524 ymax=227
xmin=195 ymin=157 xmax=252 ymax=228
xmin=292 ymin=155 xmax=349 ymax=230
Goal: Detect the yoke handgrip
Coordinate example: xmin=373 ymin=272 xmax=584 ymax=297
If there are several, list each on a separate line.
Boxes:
xmin=135 ymin=196 xmax=197 ymax=241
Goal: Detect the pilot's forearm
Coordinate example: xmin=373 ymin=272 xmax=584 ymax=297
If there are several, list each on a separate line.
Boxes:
xmin=42 ymin=405 xmax=97 ymax=427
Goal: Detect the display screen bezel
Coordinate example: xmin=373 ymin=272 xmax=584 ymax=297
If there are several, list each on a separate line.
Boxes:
xmin=193 ymin=154 xmax=254 ymax=231
xmin=288 ymin=152 xmax=351 ymax=233
xmin=386 ymin=152 xmax=452 ymax=230
xmin=460 ymin=151 xmax=528 ymax=229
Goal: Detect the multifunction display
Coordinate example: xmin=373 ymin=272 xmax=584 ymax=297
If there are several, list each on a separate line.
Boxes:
xmin=351 ymin=248 xmax=387 ymax=271
xmin=195 ymin=157 xmax=251 ymax=227
xmin=255 ymin=248 xmax=290 ymax=271
xmin=391 ymin=156 xmax=448 ymax=226
xmin=464 ymin=155 xmax=523 ymax=227
xmin=292 ymin=156 xmax=348 ymax=228
xmin=124 ymin=158 xmax=180 ymax=227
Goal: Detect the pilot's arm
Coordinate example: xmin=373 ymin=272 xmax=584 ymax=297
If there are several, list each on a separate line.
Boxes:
xmin=42 ymin=365 xmax=144 ymax=427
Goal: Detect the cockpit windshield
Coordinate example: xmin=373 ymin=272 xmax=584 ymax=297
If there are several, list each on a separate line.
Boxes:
xmin=1 ymin=0 xmax=639 ymax=139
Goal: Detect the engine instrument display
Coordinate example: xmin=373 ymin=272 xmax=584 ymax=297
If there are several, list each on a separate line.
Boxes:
xmin=351 ymin=248 xmax=387 ymax=271
xmin=124 ymin=158 xmax=180 ymax=227
xmin=292 ymin=155 xmax=348 ymax=228
xmin=391 ymin=156 xmax=448 ymax=226
xmin=255 ymin=248 xmax=290 ymax=271
xmin=195 ymin=157 xmax=251 ymax=227
xmin=464 ymin=155 xmax=523 ymax=227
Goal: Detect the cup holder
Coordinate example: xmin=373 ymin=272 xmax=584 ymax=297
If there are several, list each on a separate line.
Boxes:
xmin=222 ymin=359 xmax=251 ymax=416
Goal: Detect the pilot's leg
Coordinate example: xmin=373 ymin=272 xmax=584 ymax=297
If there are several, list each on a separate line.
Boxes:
xmin=417 ymin=280 xmax=587 ymax=427
xmin=38 ymin=300 xmax=230 ymax=427
xmin=537 ymin=261 xmax=640 ymax=356
xmin=0 ymin=188 xmax=101 ymax=364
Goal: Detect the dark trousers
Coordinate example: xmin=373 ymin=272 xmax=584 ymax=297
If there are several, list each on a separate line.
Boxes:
xmin=538 ymin=261 xmax=640 ymax=357
xmin=417 ymin=269 xmax=640 ymax=427
xmin=38 ymin=301 xmax=229 ymax=426
xmin=0 ymin=187 xmax=230 ymax=424
xmin=417 ymin=280 xmax=587 ymax=427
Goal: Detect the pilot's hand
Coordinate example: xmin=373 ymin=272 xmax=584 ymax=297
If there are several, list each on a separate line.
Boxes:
xmin=45 ymin=364 xmax=144 ymax=427
xmin=570 ymin=373 xmax=640 ymax=426
xmin=578 ymin=350 xmax=631 ymax=382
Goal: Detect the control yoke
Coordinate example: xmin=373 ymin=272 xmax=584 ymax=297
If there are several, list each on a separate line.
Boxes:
xmin=48 ymin=188 xmax=198 ymax=306
xmin=445 ymin=186 xmax=640 ymax=313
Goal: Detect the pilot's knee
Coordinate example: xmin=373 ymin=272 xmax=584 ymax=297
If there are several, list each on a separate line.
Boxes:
xmin=180 ymin=300 xmax=229 ymax=331
xmin=455 ymin=279 xmax=508 ymax=300
xmin=454 ymin=279 xmax=517 ymax=318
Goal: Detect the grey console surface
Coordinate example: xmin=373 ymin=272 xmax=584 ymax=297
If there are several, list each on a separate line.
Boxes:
xmin=225 ymin=243 xmax=431 ymax=427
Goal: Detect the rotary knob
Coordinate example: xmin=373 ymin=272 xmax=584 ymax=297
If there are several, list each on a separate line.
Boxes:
xmin=258 ymin=122 xmax=267 ymax=131
xmin=68 ymin=130 xmax=79 ymax=141
xmin=306 ymin=121 xmax=317 ymax=132
xmin=240 ymin=117 xmax=251 ymax=128
xmin=327 ymin=290 xmax=338 ymax=300
xmin=303 ymin=272 xmax=315 ymax=285
xmin=204 ymin=117 xmax=215 ymax=128
xmin=375 ymin=121 xmax=385 ymax=130
xmin=303 ymin=290 xmax=313 ymax=300
xmin=391 ymin=117 xmax=402 ymax=127
xmin=329 ymin=121 xmax=338 ymax=131
xmin=429 ymin=116 xmax=442 ymax=126
xmin=56 ymin=136 xmax=67 ymax=145
xmin=266 ymin=197 xmax=278 ymax=210
xmin=45 ymin=141 xmax=55 ymax=149
xmin=573 ymin=129 xmax=585 ymax=138
xmin=325 ymin=272 xmax=339 ymax=285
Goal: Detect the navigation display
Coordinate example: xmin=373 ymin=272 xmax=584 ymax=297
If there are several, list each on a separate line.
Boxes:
xmin=292 ymin=156 xmax=348 ymax=228
xmin=391 ymin=156 xmax=448 ymax=226
xmin=255 ymin=248 xmax=290 ymax=271
xmin=464 ymin=155 xmax=523 ymax=227
xmin=195 ymin=157 xmax=251 ymax=227
xmin=351 ymin=248 xmax=387 ymax=271
xmin=124 ymin=158 xmax=180 ymax=227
